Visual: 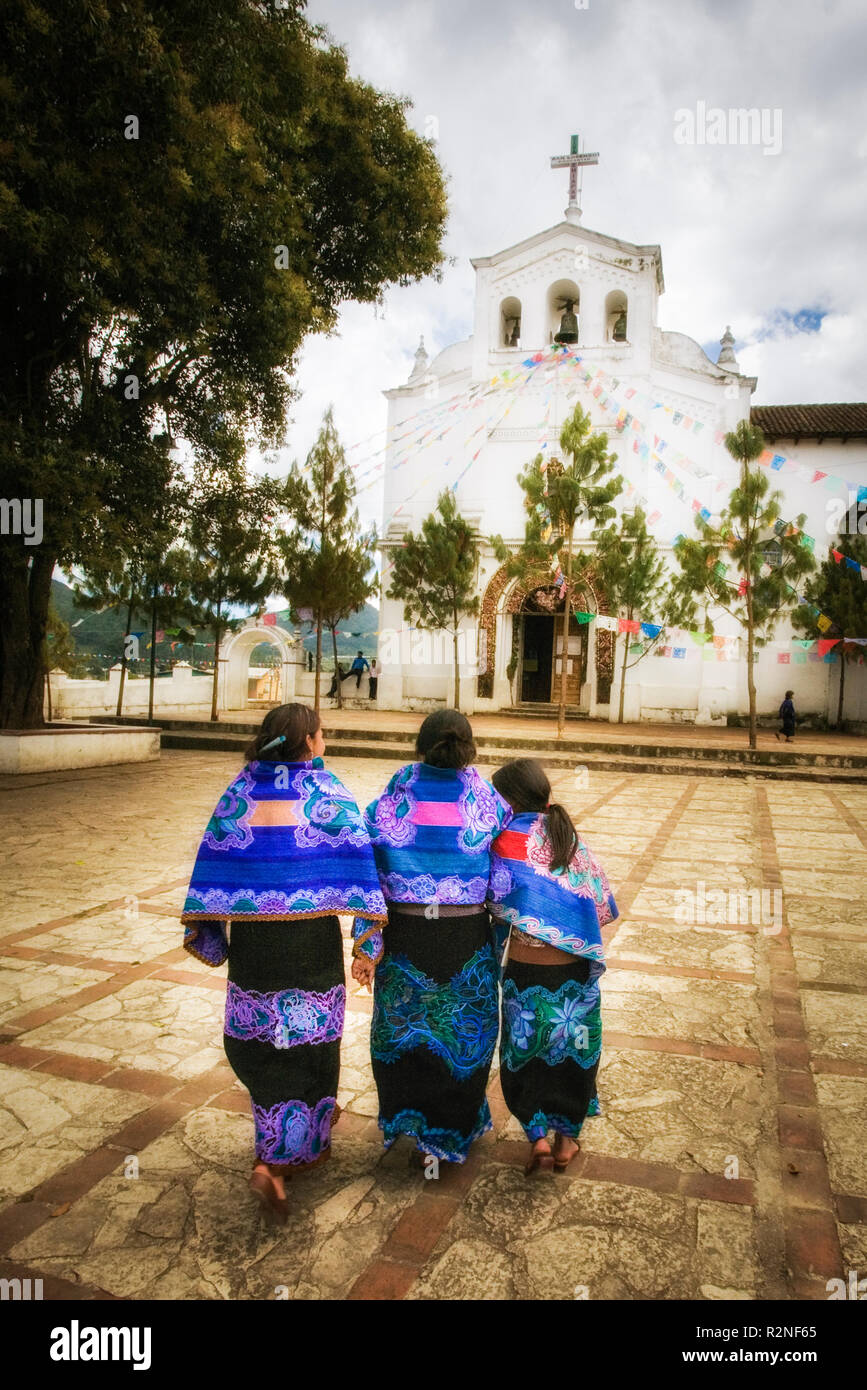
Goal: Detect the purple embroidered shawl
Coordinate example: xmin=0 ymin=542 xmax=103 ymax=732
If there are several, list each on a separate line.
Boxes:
xmin=181 ymin=758 xmax=387 ymax=966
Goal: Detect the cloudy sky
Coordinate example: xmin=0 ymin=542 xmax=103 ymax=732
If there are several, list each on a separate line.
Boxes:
xmin=269 ymin=0 xmax=867 ymax=531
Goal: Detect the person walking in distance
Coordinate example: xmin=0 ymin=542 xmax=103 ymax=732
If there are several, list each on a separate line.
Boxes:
xmin=777 ymin=690 xmax=796 ymax=743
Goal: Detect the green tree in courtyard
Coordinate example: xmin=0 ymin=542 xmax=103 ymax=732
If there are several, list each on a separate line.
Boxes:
xmin=185 ymin=459 xmax=284 ymax=721
xmin=674 ymin=421 xmax=816 ymax=749
xmin=792 ymin=529 xmax=867 ymax=729
xmin=279 ymin=409 xmax=377 ymax=712
xmin=594 ymin=507 xmax=694 ymax=723
xmin=388 ymin=491 xmax=480 ymax=711
xmin=494 ymin=404 xmax=621 ymax=734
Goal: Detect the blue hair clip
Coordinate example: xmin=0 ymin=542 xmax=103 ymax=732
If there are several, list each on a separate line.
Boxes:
xmin=259 ymin=733 xmax=286 ymax=755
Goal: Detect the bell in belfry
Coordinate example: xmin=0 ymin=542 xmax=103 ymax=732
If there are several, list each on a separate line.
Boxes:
xmin=554 ymin=298 xmax=578 ymax=343
xmin=612 ymin=309 xmax=627 ymax=341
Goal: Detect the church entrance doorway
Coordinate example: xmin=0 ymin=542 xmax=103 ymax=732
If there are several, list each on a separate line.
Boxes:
xmin=518 ymin=588 xmax=584 ymax=706
xmin=520 ymin=614 xmax=554 ymax=702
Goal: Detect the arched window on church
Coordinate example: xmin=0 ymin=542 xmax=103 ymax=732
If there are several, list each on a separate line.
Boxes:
xmin=500 ymin=296 xmax=521 ymax=349
xmin=547 ymin=279 xmax=580 ymax=345
xmin=606 ymin=290 xmax=628 ymax=343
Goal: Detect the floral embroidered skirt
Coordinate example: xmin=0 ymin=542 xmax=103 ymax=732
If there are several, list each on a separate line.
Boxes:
xmin=223 ymin=915 xmax=344 ymax=1171
xmin=370 ymin=907 xmax=499 ymax=1163
xmin=500 ymin=954 xmax=602 ymax=1141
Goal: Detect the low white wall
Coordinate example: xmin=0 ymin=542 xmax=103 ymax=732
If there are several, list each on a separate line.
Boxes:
xmin=48 ymin=664 xmax=215 ymax=718
xmin=1 ymin=725 xmax=160 ymax=774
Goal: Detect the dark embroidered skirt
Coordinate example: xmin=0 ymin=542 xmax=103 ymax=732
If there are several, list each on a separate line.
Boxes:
xmin=500 ymin=953 xmax=602 ymax=1141
xmin=223 ymin=915 xmax=344 ymax=1171
xmin=370 ymin=907 xmax=499 ymax=1162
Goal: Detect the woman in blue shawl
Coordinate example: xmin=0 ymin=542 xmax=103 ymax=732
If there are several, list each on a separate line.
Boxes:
xmin=356 ymin=710 xmax=511 ymax=1164
xmin=489 ymin=759 xmax=617 ymax=1176
xmin=181 ymin=703 xmax=386 ymax=1221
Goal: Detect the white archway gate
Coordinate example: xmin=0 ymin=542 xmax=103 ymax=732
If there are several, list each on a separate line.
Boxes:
xmin=218 ymin=621 xmax=299 ymax=712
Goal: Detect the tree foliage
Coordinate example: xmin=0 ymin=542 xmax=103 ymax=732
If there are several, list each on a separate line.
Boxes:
xmin=792 ymin=529 xmax=867 ymax=728
xmin=494 ymin=404 xmax=621 ymax=730
xmin=595 ymin=507 xmax=693 ymax=722
xmin=387 ymin=490 xmax=480 ymax=710
xmin=674 ymin=421 xmax=816 ymax=747
xmin=0 ymin=0 xmax=447 ymax=725
xmin=279 ymin=408 xmax=377 ymax=711
xmin=185 ymin=460 xmax=284 ymax=720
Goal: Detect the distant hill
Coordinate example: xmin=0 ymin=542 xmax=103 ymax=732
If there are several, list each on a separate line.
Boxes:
xmin=52 ymin=578 xmax=380 ymax=671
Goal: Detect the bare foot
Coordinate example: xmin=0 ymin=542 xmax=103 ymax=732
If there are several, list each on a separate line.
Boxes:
xmin=254 ymin=1160 xmax=286 ymax=1201
xmin=553 ymin=1134 xmax=580 ymax=1168
xmin=525 ymin=1137 xmax=554 ymax=1175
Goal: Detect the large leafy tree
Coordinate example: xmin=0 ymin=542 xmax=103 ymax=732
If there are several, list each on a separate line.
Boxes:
xmin=279 ymin=408 xmax=377 ymax=711
xmin=792 ymin=530 xmax=867 ymax=729
xmin=494 ymin=404 xmax=621 ymax=733
xmin=185 ymin=461 xmax=284 ymax=721
xmin=674 ymin=421 xmax=816 ymax=749
xmin=0 ymin=0 xmax=447 ymax=727
xmin=595 ymin=507 xmax=693 ymax=723
xmin=388 ymin=490 xmax=480 ymax=711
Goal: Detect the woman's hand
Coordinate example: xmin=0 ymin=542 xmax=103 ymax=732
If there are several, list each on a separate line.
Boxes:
xmin=351 ymin=955 xmax=375 ymax=987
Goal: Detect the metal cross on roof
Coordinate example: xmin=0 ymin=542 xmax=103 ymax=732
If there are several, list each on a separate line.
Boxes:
xmin=550 ymin=133 xmax=599 ymax=222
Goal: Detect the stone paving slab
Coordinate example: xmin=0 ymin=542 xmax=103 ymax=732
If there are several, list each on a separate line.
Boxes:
xmin=0 ymin=749 xmax=865 ymax=1302
xmin=784 ymin=898 xmax=867 ymax=937
xmin=18 ymin=979 xmax=227 ymax=1078
xmin=802 ymin=992 xmax=867 ymax=1064
xmin=529 ymin=1049 xmax=764 ymax=1177
xmin=780 ymin=869 xmax=863 ymax=901
xmin=608 ymin=919 xmax=757 ymax=975
xmin=407 ymin=1169 xmax=761 ymax=1301
xmin=792 ymin=938 xmax=867 ymax=989
xmin=0 ymin=957 xmax=112 ymax=1025
xmin=602 ymin=972 xmax=760 ymax=1050
xmin=8 ymin=1110 xmax=417 ymax=1301
xmin=0 ymin=1067 xmax=149 ymax=1205
xmin=814 ymin=1077 xmax=867 ymax=1196
xmin=16 ymin=908 xmax=180 ymax=966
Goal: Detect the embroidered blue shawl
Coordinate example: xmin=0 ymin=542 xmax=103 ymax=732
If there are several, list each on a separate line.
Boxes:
xmin=362 ymin=762 xmax=512 ymax=916
xmin=487 ymin=812 xmax=616 ymax=978
xmin=182 ymin=758 xmax=387 ymax=967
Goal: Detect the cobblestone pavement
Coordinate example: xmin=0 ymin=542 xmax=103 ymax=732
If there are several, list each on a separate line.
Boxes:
xmin=1 ymin=750 xmax=865 ymax=1300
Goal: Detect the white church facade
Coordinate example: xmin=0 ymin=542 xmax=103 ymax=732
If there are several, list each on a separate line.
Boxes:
xmin=375 ymin=145 xmax=867 ymax=726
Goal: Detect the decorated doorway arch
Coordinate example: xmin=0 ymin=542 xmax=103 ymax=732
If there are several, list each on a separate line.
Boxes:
xmin=218 ymin=620 xmax=298 ymax=712
xmin=476 ymin=561 xmax=614 ymax=706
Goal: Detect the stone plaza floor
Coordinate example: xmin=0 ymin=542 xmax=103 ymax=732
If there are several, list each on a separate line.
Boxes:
xmin=0 ymin=749 xmax=865 ymax=1300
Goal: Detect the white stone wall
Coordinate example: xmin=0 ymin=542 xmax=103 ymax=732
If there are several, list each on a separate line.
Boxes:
xmin=47 ymin=664 xmax=215 ymax=718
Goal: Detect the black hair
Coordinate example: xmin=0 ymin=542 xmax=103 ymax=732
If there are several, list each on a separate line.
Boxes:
xmin=491 ymin=757 xmax=577 ymax=874
xmin=785 ymin=689 xmax=794 ymax=699
xmin=245 ymin=702 xmax=320 ymax=763
xmin=416 ymin=708 xmax=476 ymax=770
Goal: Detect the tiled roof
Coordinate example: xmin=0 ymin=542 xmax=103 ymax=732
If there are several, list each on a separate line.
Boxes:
xmin=750 ymin=403 xmax=867 ymax=440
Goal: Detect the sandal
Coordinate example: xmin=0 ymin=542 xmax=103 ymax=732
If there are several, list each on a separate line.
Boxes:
xmin=249 ymin=1167 xmax=289 ymax=1224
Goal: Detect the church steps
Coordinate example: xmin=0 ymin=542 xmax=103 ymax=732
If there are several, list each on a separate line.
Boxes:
xmin=150 ymin=727 xmax=867 ymax=782
xmin=91 ymin=716 xmax=867 ymax=773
